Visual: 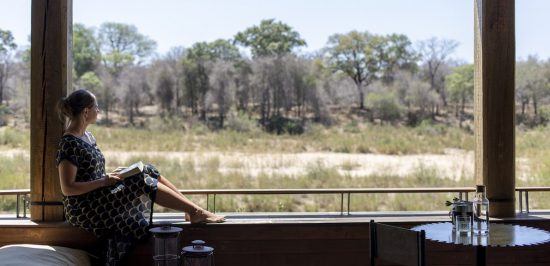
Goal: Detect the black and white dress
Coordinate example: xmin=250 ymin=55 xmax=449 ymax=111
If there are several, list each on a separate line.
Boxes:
xmin=56 ymin=132 xmax=159 ymax=265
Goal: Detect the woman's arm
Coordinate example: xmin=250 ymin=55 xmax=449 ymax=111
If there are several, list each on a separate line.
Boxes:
xmin=58 ymin=160 xmax=121 ymax=196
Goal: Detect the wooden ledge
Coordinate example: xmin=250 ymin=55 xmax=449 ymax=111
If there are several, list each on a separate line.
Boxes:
xmin=2 ymin=210 xmax=550 ymax=227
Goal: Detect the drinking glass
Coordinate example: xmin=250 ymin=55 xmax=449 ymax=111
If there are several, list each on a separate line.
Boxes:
xmin=456 ymin=215 xmax=472 ymax=235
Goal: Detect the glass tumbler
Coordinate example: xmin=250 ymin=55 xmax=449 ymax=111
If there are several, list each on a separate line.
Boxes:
xmin=456 ymin=215 xmax=472 ymax=235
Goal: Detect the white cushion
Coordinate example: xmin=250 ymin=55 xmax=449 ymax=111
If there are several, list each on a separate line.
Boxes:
xmin=0 ymin=244 xmax=91 ymax=266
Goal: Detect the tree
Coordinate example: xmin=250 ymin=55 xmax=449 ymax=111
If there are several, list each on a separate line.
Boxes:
xmin=234 ymin=19 xmax=306 ymax=57
xmin=325 ymin=31 xmax=415 ymax=109
xmin=233 ymin=59 xmax=253 ymax=112
xmin=446 ymin=64 xmax=474 ymax=121
xmin=418 ymin=37 xmax=459 ymax=107
xmin=183 ymin=39 xmax=240 ymax=119
xmin=156 ymin=69 xmax=174 ymax=116
xmin=516 ymin=56 xmax=548 ymax=119
xmin=165 ymin=46 xmax=186 ymax=110
xmin=379 ymin=34 xmax=419 ymax=83
xmin=98 ymin=22 xmax=156 ymax=123
xmin=119 ymin=66 xmax=150 ymax=125
xmin=0 ymin=29 xmax=17 ymax=105
xmin=393 ymin=71 xmax=437 ymax=123
xmin=78 ymin=71 xmax=102 ymax=93
xmin=73 ymin=23 xmax=100 ymax=79
xmin=208 ymin=60 xmax=235 ymax=128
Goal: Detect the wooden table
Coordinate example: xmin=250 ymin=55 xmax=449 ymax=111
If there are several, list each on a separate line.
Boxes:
xmin=411 ymin=222 xmax=550 ymax=266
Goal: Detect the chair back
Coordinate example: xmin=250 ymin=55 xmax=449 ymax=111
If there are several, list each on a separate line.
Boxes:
xmin=370 ymin=220 xmax=426 ymax=266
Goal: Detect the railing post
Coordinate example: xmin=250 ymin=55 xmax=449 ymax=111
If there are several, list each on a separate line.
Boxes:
xmin=347 ymin=193 xmax=351 ymax=215
xmin=459 ymin=192 xmax=463 ymax=200
xmin=213 ymin=194 xmax=216 ymax=213
xmin=526 ymin=191 xmax=529 ymax=213
xmin=22 ymin=194 xmax=29 ymax=218
xmin=465 ymin=192 xmax=469 ymax=201
xmin=16 ymin=194 xmax=20 ymax=218
xmin=340 ymin=193 xmax=344 ymax=216
xmin=206 ymin=193 xmax=209 ymax=211
xmin=518 ymin=191 xmax=523 ymax=213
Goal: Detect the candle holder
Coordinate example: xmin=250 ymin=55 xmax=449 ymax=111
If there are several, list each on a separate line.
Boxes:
xmin=149 ymin=224 xmax=183 ymax=266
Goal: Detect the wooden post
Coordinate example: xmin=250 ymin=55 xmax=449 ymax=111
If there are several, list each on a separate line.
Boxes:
xmin=474 ymin=0 xmax=516 ymax=217
xmin=30 ymin=0 xmax=72 ymax=222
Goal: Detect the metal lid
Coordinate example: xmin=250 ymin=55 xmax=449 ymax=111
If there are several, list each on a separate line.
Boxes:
xmin=181 ymin=240 xmax=214 ymax=257
xmin=149 ymin=225 xmax=183 ymax=237
xmin=476 ymin=185 xmax=485 ymax=193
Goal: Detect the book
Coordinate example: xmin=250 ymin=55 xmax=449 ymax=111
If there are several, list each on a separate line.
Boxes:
xmin=115 ymin=161 xmax=144 ymax=178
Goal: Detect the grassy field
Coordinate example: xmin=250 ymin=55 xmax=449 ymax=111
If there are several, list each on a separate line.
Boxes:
xmin=0 ymin=122 xmax=549 ymax=213
xmin=1 ymin=121 xmax=474 ymax=154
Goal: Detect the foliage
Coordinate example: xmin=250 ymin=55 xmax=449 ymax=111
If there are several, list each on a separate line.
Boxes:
xmin=156 ymin=69 xmax=174 ymax=115
xmin=366 ymin=91 xmax=403 ymax=123
xmin=234 ymin=19 xmax=306 ymax=57
xmin=0 ymin=29 xmax=17 ymax=105
xmin=265 ymin=115 xmax=304 ymax=135
xmin=98 ymin=22 xmax=156 ymax=77
xmin=73 ymin=23 xmax=101 ymax=79
xmin=325 ymin=31 xmax=417 ymax=109
xmin=516 ymin=56 xmax=549 ymax=126
xmin=78 ymin=71 xmax=102 ymax=92
xmin=0 ymin=29 xmax=16 ymax=53
xmin=446 ymin=64 xmax=474 ymax=115
xmin=224 ymin=111 xmax=261 ymax=133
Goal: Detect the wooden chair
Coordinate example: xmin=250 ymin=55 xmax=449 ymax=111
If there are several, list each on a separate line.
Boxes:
xmin=369 ymin=220 xmax=426 ymax=266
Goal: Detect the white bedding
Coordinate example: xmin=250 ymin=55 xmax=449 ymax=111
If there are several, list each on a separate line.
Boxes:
xmin=0 ymin=244 xmax=91 ymax=266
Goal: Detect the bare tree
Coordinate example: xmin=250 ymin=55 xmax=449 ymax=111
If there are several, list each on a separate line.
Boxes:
xmin=418 ymin=37 xmax=458 ymax=108
xmin=165 ymin=46 xmax=186 ymax=112
xmin=393 ymin=71 xmax=437 ymax=123
xmin=208 ymin=60 xmax=235 ymax=128
xmin=0 ymin=29 xmax=17 ymax=105
xmin=233 ymin=59 xmax=253 ymax=113
xmin=119 ymin=66 xmax=150 ymax=125
xmin=156 ymin=68 xmax=175 ymax=116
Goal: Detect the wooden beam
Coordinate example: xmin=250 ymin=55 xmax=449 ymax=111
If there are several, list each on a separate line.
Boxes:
xmin=30 ymin=0 xmax=73 ymax=222
xmin=474 ymin=0 xmax=516 ymax=217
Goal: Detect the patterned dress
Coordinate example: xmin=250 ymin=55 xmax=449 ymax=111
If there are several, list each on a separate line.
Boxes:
xmin=56 ymin=133 xmax=159 ymax=265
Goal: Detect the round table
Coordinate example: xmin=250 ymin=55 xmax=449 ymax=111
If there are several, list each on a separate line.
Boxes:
xmin=411 ymin=222 xmax=550 ymax=265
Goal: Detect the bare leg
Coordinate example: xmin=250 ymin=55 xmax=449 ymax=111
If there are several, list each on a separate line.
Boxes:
xmin=155 ymin=182 xmax=225 ymax=223
xmin=158 ymin=175 xmax=198 ymax=221
xmin=158 ymin=175 xmax=180 ymax=194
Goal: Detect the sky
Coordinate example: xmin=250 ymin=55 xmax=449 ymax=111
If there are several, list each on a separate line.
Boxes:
xmin=1 ymin=0 xmax=549 ymax=63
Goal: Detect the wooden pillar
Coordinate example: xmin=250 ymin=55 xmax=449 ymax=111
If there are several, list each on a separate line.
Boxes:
xmin=30 ymin=0 xmax=72 ymax=222
xmin=474 ymin=0 xmax=516 ymax=217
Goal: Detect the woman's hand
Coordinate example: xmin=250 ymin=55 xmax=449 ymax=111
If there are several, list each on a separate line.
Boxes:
xmin=103 ymin=173 xmax=122 ymax=187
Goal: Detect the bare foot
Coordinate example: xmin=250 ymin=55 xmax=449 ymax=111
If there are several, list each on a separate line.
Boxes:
xmin=189 ymin=209 xmax=225 ymax=224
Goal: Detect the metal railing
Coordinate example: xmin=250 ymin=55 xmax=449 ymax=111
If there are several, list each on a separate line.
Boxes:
xmin=1 ymin=187 xmax=548 ymax=218
xmin=179 ymin=187 xmax=549 ymax=214
xmin=0 ymin=189 xmax=30 ymax=218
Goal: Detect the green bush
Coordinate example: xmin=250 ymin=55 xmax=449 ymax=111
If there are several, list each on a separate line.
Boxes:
xmin=265 ymin=115 xmax=304 ymax=135
xmin=415 ymin=119 xmax=447 ymax=136
xmin=366 ymin=92 xmax=403 ymax=123
xmin=225 ymin=112 xmax=261 ymax=133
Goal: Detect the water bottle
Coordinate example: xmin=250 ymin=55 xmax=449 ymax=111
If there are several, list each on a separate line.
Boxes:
xmin=473 ymin=185 xmax=489 ymax=234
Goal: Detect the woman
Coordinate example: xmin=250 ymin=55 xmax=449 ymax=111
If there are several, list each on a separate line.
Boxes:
xmin=56 ymin=89 xmax=224 ymax=264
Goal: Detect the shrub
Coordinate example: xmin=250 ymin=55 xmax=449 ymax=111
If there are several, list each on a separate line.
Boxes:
xmin=225 ymin=112 xmax=261 ymax=133
xmin=265 ymin=115 xmax=304 ymax=135
xmin=366 ymin=92 xmax=403 ymax=123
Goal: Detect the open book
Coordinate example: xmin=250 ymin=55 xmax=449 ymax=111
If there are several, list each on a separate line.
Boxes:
xmin=114 ymin=161 xmax=144 ymax=178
